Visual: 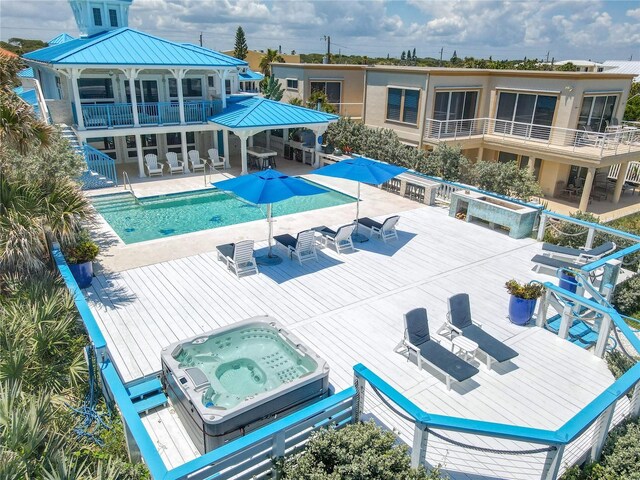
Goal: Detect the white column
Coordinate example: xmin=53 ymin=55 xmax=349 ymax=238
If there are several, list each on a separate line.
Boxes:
xmin=579 ymin=167 xmax=596 ymax=212
xmin=613 ymin=162 xmax=630 ymax=204
xmin=213 ymin=130 xmax=219 ymax=150
xmin=222 ymin=130 xmax=230 ymax=169
xmin=410 ymin=423 xmax=428 ymax=469
xmin=126 ymin=69 xmax=139 ymax=126
xmin=220 ymin=70 xmax=228 ymax=109
xmin=171 ymin=69 xmax=186 ymax=124
xmin=248 ymin=135 xmax=254 ymax=147
xmin=135 ymin=134 xmax=145 ymax=177
xmin=266 ymin=130 xmax=271 ymax=148
xmin=238 ymin=131 xmax=249 ymax=175
xmin=180 ymin=131 xmax=189 ymax=173
xmin=312 ymin=126 xmax=327 ymax=168
xmin=70 ymin=69 xmax=85 ymax=130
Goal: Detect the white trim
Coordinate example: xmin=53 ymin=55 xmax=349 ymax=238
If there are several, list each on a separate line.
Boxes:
xmin=495 ymin=87 xmax=561 ymax=94
xmin=387 ymin=84 xmax=422 ymax=92
xmin=434 ymin=85 xmax=483 ymax=90
xmin=583 ymin=90 xmax=624 ymax=95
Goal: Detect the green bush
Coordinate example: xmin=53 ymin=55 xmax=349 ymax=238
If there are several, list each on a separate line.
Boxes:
xmin=605 ymin=350 xmax=636 ymax=380
xmin=612 ymin=274 xmax=640 ymax=319
xmin=277 ymin=421 xmax=445 ymax=479
xmin=63 ymin=230 xmax=100 ymax=265
xmin=470 ymin=160 xmax=542 ymax=201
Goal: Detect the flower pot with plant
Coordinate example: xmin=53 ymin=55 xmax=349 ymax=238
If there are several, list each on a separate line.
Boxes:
xmin=505 ymin=280 xmax=544 ymax=326
xmin=558 ymin=269 xmax=579 ymax=294
xmin=63 ymin=232 xmax=99 ymax=288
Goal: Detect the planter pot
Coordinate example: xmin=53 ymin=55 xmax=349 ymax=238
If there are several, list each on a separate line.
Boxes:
xmin=559 ymin=272 xmax=578 ymax=294
xmin=68 ymin=261 xmax=94 ymax=289
xmin=508 ymin=295 xmax=537 ymax=326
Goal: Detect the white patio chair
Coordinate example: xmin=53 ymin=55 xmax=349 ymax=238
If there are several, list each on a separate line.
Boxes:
xmin=208 ymin=148 xmax=226 ymax=170
xmin=216 ymin=240 xmax=258 ymax=278
xmin=144 ymin=154 xmax=164 ymax=176
xmin=357 ymin=215 xmax=400 ymax=242
xmin=316 ymin=223 xmax=356 ymax=254
xmin=165 ymin=152 xmax=184 ymax=175
xmin=273 ymin=230 xmax=318 ymax=265
xmin=187 ymin=150 xmax=206 ymax=173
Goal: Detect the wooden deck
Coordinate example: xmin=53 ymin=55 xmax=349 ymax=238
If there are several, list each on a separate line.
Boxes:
xmin=86 ymin=205 xmax=625 ymax=479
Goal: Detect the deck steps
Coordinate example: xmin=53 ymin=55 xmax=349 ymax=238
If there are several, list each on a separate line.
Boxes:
xmin=126 ymin=378 xmax=167 ymax=415
xmin=545 ymin=314 xmax=599 ymax=349
xmin=59 ymin=124 xmax=115 ymax=189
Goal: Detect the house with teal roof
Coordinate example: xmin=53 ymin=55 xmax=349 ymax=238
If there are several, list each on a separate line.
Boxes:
xmin=22 ymin=0 xmax=336 ymax=180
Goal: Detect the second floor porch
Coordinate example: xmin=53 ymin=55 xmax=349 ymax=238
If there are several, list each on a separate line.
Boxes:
xmin=423 ymin=117 xmax=640 ymax=164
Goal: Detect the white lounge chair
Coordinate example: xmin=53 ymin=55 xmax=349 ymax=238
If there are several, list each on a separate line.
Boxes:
xmin=314 ymin=223 xmax=356 ymax=254
xmin=144 ymin=154 xmax=164 ymax=176
xmin=357 ymin=215 xmax=400 ymax=242
xmin=216 ymin=240 xmax=258 ymax=278
xmin=165 ymin=152 xmax=184 ymax=175
xmin=187 ymin=150 xmax=207 ymax=173
xmin=274 ymin=230 xmax=318 ymax=265
xmin=208 ymin=148 xmax=226 ymax=170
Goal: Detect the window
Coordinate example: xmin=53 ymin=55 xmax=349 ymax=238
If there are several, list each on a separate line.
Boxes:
xmin=125 ymin=80 xmax=159 ymax=104
xmin=310 ymin=80 xmax=342 ymax=110
xmin=225 ymin=79 xmax=231 ymax=95
xmin=433 ymin=90 xmax=478 ymax=134
xmin=495 ymin=92 xmax=557 ymax=139
xmin=109 ymin=9 xmax=118 ymax=27
xmin=386 ymin=87 xmax=420 ymax=125
xmin=92 ymin=7 xmax=102 ymax=26
xmin=498 ymin=151 xmax=518 ymax=164
xmin=578 ymin=95 xmax=617 ymax=132
xmin=208 ymin=76 xmax=215 ymax=88
xmin=55 ymin=76 xmax=63 ymax=99
xmin=78 ymin=78 xmax=113 ymax=101
xmin=87 ymin=137 xmax=116 ymax=159
xmin=286 ymin=79 xmax=299 ymax=90
xmin=126 ymin=134 xmax=157 ymax=158
xmin=166 ymin=132 xmax=196 ymax=154
xmin=168 ymin=78 xmax=203 ymax=98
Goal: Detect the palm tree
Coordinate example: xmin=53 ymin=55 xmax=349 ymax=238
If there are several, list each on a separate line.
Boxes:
xmin=259 ymin=48 xmax=285 ymax=76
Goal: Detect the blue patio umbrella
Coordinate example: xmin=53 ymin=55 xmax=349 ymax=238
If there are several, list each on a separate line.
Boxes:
xmin=212 ymin=169 xmax=328 ymax=264
xmin=313 ymin=156 xmax=407 ymax=241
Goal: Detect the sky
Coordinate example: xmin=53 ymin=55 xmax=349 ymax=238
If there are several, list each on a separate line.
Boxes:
xmin=1 ymin=0 xmax=639 ymax=61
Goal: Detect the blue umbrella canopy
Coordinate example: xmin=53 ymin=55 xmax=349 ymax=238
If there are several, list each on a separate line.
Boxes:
xmin=212 ymin=168 xmax=327 ymax=204
xmin=313 ymin=156 xmax=407 ymax=185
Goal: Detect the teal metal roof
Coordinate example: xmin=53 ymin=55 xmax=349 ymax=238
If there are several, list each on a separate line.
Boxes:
xmin=48 ymin=33 xmax=75 ymax=45
xmin=24 ymin=28 xmax=247 ymax=67
xmin=208 ymin=97 xmax=338 ymax=129
xmin=239 ymin=70 xmax=264 ymax=81
xmin=17 ymin=67 xmax=34 ymax=78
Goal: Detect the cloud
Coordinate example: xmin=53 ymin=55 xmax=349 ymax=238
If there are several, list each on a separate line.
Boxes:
xmin=627 ymin=7 xmax=640 ymax=20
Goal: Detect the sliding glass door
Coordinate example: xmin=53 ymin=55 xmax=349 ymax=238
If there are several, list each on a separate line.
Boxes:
xmin=577 ymin=95 xmax=617 ymax=132
xmin=495 ymin=92 xmax=557 ymax=140
xmin=434 ymin=90 xmax=478 ymax=135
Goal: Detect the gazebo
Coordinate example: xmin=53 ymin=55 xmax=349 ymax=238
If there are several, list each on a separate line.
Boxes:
xmin=208 ymin=96 xmax=339 ymax=174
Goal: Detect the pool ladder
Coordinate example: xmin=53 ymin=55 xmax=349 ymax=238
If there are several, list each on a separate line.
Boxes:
xmin=123 ymin=171 xmax=135 ymax=196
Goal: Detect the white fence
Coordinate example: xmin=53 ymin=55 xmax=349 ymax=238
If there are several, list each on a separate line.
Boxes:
xmin=609 ymin=161 xmax=640 ymax=185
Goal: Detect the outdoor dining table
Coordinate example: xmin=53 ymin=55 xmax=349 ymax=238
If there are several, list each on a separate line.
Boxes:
xmin=247 ymin=146 xmax=278 ymax=170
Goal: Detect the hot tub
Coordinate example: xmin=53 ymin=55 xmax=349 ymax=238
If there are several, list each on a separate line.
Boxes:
xmin=161 ymin=316 xmax=330 ymax=453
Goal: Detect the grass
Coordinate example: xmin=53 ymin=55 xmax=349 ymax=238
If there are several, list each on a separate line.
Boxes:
xmin=609 ymin=212 xmax=640 ymax=236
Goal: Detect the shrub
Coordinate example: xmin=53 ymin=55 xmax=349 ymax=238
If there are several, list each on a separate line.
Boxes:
xmin=423 ymin=143 xmax=471 ymax=182
xmin=470 ymin=160 xmax=542 ymax=201
xmin=605 ymin=350 xmax=636 ymax=380
xmin=277 ymin=421 xmax=444 ymax=479
xmin=505 ymin=280 xmax=544 ymax=299
xmin=63 ymin=230 xmax=100 ymax=265
xmin=612 ymin=274 xmax=640 ymax=319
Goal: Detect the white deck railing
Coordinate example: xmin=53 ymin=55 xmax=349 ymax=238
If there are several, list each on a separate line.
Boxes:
xmin=609 ymin=161 xmax=640 ymax=185
xmin=423 ymin=118 xmax=640 ymax=159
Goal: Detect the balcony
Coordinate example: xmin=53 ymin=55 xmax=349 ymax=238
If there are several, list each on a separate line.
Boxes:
xmin=423 ymin=118 xmax=640 ymax=162
xmin=73 ymin=100 xmax=223 ymax=130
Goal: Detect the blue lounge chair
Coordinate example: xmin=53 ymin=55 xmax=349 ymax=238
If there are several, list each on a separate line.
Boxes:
xmin=216 ymin=240 xmax=258 ymax=278
xmin=444 ymin=294 xmax=519 ymax=369
xmin=314 ymin=223 xmax=356 ymax=254
xmin=273 ymin=230 xmax=318 ymax=265
xmin=357 ymin=215 xmax=399 ymax=242
xmin=395 ymin=307 xmax=478 ymax=390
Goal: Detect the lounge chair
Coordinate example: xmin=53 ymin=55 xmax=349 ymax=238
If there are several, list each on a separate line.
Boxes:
xmin=208 ymin=148 xmax=226 ymax=170
xmin=216 ymin=240 xmax=258 ymax=278
xmin=442 ymin=294 xmax=519 ymax=369
xmin=395 ymin=307 xmax=478 ymax=390
xmin=144 ymin=154 xmax=164 ymax=176
xmin=273 ymin=230 xmax=318 ymax=265
xmin=532 ymin=254 xmax=587 ymax=272
xmin=357 ymin=215 xmax=400 ymax=242
xmin=314 ymin=223 xmax=356 ymax=254
xmin=187 ymin=150 xmax=207 ymax=173
xmin=541 ymin=241 xmax=616 ymax=262
xmin=165 ymin=152 xmax=184 ymax=175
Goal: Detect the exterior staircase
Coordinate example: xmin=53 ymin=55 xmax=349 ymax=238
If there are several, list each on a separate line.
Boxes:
xmin=61 ymin=124 xmax=116 ymax=190
xmin=125 ymin=377 xmax=168 ymax=415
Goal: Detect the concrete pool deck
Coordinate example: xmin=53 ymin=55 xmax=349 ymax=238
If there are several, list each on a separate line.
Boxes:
xmin=91 ymin=159 xmax=421 ymax=273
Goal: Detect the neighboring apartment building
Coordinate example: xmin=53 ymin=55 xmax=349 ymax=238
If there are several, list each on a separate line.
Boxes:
xmin=222 ymin=49 xmax=300 ymax=74
xmin=273 ymin=63 xmax=639 ymax=211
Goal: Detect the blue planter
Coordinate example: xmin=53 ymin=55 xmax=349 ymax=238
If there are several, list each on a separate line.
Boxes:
xmin=68 ymin=261 xmax=94 ymax=289
xmin=559 ymin=272 xmax=578 ymax=294
xmin=508 ymin=296 xmax=537 ymax=326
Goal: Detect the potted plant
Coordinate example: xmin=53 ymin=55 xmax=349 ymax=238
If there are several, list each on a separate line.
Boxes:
xmin=63 ymin=231 xmax=100 ymax=288
xmin=558 ymin=269 xmax=579 ymax=293
xmin=505 ymin=280 xmax=544 ymax=326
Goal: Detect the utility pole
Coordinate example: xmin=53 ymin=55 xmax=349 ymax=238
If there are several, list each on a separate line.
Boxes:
xmin=439 ymin=47 xmax=443 ymax=67
xmin=199 ymin=32 xmax=203 ymax=47
xmin=323 ymin=35 xmax=331 ymax=64
xmin=545 ymin=51 xmax=550 ymax=63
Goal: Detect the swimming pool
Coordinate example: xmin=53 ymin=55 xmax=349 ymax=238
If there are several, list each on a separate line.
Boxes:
xmin=92 ymin=179 xmax=354 ymax=244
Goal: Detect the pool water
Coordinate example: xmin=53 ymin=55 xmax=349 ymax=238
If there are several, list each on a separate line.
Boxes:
xmin=92 ymin=180 xmax=354 ymax=244
xmin=174 ymin=326 xmax=317 ymax=409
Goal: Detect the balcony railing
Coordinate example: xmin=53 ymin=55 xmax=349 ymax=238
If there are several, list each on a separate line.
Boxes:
xmin=423 ymin=117 xmax=640 ymax=159
xmin=609 ymin=161 xmax=640 ymax=185
xmin=74 ymin=100 xmax=223 ymax=129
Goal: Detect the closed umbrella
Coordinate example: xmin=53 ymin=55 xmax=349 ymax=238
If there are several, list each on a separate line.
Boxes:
xmin=212 ymin=169 xmax=328 ymax=265
xmin=313 ymin=156 xmax=407 ymax=241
